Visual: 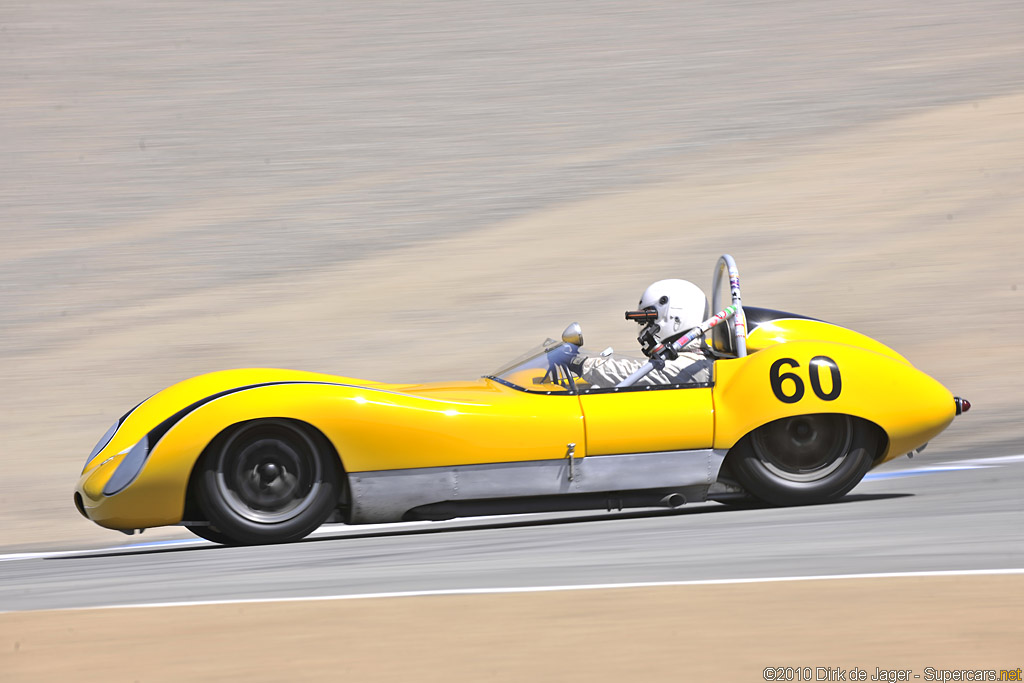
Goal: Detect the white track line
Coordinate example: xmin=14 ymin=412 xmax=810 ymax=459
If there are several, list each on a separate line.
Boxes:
xmin=862 ymin=452 xmax=1024 ymax=480
xmin=4 ymin=453 xmax=1021 ymax=564
xmin=949 ymin=453 xmax=1024 ymax=466
xmin=0 ymin=515 xmax=540 ymax=563
xmin=28 ymin=567 xmax=1024 ymax=613
xmin=0 ymin=540 xmax=206 ymax=563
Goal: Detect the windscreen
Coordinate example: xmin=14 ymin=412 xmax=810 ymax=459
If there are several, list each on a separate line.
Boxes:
xmin=487 ymin=340 xmax=575 ymax=393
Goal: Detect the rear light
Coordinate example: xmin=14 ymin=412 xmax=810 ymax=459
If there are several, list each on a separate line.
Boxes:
xmin=954 ymin=397 xmax=971 ymax=415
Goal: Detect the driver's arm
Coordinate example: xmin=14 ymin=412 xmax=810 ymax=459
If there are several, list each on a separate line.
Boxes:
xmin=571 ymin=352 xmax=711 ymax=388
xmin=571 ymin=355 xmax=645 ymax=389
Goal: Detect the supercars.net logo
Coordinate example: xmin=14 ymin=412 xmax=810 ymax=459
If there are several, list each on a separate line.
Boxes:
xmin=763 ymin=667 xmax=1022 ymax=681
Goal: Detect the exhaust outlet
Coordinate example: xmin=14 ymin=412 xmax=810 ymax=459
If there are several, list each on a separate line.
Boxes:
xmin=660 ymin=493 xmax=686 ymax=508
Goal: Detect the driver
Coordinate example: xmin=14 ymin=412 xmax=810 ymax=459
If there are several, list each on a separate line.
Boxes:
xmin=569 ymin=279 xmax=713 ymax=388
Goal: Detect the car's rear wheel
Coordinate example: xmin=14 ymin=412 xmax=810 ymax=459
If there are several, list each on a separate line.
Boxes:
xmin=729 ymin=414 xmax=877 ymax=506
xmin=195 ymin=419 xmax=340 ymax=545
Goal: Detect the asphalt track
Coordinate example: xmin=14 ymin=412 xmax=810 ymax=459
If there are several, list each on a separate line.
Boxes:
xmin=3 ymin=447 xmax=1022 ymax=614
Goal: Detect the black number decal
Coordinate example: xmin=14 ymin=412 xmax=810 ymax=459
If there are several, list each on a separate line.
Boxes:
xmin=770 ymin=356 xmax=842 ymax=403
xmin=769 ymin=358 xmax=804 ymax=404
xmin=809 ymin=355 xmax=842 ymax=400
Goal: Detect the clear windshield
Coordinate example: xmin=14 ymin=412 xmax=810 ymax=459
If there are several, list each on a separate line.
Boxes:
xmin=487 ymin=339 xmax=575 ymax=393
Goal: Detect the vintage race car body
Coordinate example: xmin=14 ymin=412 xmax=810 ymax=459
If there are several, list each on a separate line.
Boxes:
xmin=75 ymin=256 xmax=968 ymax=545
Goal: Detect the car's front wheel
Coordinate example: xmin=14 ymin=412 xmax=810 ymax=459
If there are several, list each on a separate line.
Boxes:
xmin=194 ymin=419 xmax=340 ymax=545
xmin=729 ymin=414 xmax=878 ymax=506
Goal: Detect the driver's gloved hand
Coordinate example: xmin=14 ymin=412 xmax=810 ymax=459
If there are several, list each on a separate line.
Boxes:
xmin=655 ymin=344 xmax=679 ymax=362
xmin=547 ymin=343 xmax=579 ymax=368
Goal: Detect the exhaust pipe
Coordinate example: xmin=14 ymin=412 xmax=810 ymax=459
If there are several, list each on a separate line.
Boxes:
xmin=660 ymin=493 xmax=686 ymax=508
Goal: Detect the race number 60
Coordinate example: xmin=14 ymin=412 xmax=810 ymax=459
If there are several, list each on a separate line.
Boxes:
xmin=769 ymin=356 xmax=842 ymax=403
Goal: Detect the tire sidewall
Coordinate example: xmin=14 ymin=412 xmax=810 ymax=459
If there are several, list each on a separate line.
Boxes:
xmin=730 ymin=415 xmax=876 ymax=506
xmin=196 ymin=420 xmax=340 ymax=545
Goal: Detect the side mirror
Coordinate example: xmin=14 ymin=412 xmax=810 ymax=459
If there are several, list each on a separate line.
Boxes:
xmin=561 ymin=322 xmax=584 ymax=347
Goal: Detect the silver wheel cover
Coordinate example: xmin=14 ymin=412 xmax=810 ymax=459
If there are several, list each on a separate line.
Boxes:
xmin=751 ymin=414 xmax=853 ymax=483
xmin=214 ymin=421 xmax=323 ymax=524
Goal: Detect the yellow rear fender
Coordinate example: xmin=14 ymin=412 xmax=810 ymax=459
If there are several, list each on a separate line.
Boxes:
xmin=745 ymin=317 xmax=910 ymax=364
xmin=712 ymin=340 xmax=955 ymax=462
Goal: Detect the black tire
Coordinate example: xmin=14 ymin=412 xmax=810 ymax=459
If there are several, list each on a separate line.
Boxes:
xmin=194 ymin=419 xmax=340 ymax=545
xmin=729 ymin=414 xmax=877 ymax=506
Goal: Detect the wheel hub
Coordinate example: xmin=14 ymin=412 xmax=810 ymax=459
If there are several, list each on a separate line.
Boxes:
xmin=215 ymin=424 xmax=323 ymax=524
xmin=256 ymin=461 xmax=283 ymax=487
xmin=752 ymin=414 xmax=853 ymax=483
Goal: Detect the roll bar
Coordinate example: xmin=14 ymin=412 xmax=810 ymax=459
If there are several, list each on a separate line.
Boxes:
xmin=711 ymin=254 xmax=748 ymax=358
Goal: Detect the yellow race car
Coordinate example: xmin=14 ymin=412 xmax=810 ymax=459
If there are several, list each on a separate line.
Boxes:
xmin=75 ymin=256 xmax=969 ymax=546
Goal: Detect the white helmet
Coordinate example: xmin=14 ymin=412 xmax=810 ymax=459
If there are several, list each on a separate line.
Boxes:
xmin=630 ymin=279 xmax=709 ymax=356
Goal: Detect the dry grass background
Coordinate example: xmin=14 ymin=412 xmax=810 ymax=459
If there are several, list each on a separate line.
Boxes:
xmin=3 ymin=89 xmax=1020 ymax=550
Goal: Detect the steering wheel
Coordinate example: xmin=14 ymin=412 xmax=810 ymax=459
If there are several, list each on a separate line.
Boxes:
xmin=543 ymin=343 xmax=579 ymax=389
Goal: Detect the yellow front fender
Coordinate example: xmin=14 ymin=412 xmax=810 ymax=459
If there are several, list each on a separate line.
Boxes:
xmin=79 ymin=378 xmax=585 ymax=529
